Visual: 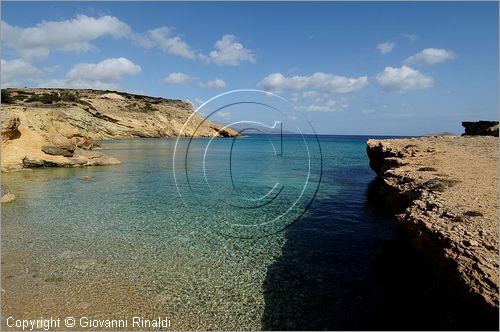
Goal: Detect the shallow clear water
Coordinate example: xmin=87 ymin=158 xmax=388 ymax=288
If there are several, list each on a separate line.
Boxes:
xmin=0 ymin=135 xmax=473 ymax=330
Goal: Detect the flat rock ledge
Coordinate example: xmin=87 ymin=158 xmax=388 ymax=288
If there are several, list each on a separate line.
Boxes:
xmin=2 ymin=114 xmax=120 ymax=171
xmin=367 ymin=136 xmax=499 ymax=320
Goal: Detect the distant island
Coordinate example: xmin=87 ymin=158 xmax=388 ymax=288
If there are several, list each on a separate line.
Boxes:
xmin=424 ymin=131 xmax=457 ymax=137
xmin=227 ymin=122 xmax=297 ymax=135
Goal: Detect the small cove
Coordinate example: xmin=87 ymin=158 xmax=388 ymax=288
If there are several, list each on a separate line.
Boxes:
xmin=1 ymin=135 xmax=480 ymax=329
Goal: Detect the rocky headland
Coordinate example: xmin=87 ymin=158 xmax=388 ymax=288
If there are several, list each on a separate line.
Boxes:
xmin=1 ymin=88 xmax=236 ymax=172
xmin=367 ymin=131 xmax=499 ymax=324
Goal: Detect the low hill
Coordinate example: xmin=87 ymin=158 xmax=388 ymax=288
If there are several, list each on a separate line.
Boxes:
xmin=1 ymin=88 xmax=237 ymax=171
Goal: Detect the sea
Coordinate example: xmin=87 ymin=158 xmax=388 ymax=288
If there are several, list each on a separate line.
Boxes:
xmin=0 ymin=135 xmax=483 ymax=330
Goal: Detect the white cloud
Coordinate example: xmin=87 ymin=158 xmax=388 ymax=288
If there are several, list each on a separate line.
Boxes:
xmin=376 ymin=42 xmax=395 ymax=54
xmin=2 ymin=15 xmax=131 ymax=61
xmin=376 ymin=65 xmax=433 ymax=92
xmin=135 ymin=32 xmax=256 ymax=66
xmin=206 ymin=35 xmax=256 ymax=66
xmin=260 ymin=72 xmax=368 ymax=94
xmin=43 ymin=57 xmax=141 ymax=90
xmin=361 ymin=109 xmax=376 ymax=114
xmin=297 ymin=99 xmax=348 ymax=113
xmin=404 ymin=48 xmax=456 ymax=66
xmin=167 ymin=75 xmax=229 ymax=90
xmin=43 ymin=78 xmax=119 ymax=90
xmin=301 ymin=91 xmax=321 ymax=98
xmin=44 ymin=65 xmax=61 ymax=74
xmin=162 ymin=72 xmax=193 ymax=85
xmin=199 ymin=78 xmax=226 ymax=89
xmin=290 ymin=93 xmax=299 ymax=102
xmin=1 ymin=58 xmax=38 ymax=87
xmin=133 ymin=27 xmax=196 ymax=59
xmin=290 ymin=90 xmax=329 ymax=102
xmin=194 ymin=98 xmax=205 ymax=106
xmin=217 ymin=111 xmax=231 ymax=120
xmin=3 ymin=15 xmax=257 ymax=67
xmin=67 ymin=57 xmax=141 ymax=81
xmin=401 ymin=33 xmax=419 ymax=42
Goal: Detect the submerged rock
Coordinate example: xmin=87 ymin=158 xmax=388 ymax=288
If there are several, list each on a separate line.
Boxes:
xmin=1 ymin=185 xmax=16 ymax=203
xmin=70 ymin=151 xmax=120 ymax=167
xmin=73 ymin=258 xmax=96 ymax=270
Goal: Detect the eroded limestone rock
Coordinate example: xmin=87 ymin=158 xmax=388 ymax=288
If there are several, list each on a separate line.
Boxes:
xmin=367 ymin=136 xmax=499 ymax=321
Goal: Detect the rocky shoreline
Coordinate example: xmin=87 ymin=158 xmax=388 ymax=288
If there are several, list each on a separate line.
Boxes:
xmin=1 ymin=88 xmax=236 ymax=172
xmin=366 ymin=134 xmax=499 ymax=324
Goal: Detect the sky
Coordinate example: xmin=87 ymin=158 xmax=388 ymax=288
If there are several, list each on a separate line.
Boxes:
xmin=1 ymin=1 xmax=498 ymax=135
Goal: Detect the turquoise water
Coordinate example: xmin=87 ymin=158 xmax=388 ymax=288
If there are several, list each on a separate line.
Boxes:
xmin=0 ymin=135 xmax=473 ymax=330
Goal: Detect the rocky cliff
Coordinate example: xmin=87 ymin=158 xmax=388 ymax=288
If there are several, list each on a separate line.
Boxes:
xmin=1 ymin=88 xmax=237 ymax=171
xmin=462 ymin=120 xmax=499 ymax=137
xmin=367 ymin=136 xmax=499 ymax=325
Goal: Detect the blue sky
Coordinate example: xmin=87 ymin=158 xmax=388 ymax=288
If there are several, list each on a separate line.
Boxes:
xmin=1 ymin=2 xmax=498 ymax=135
